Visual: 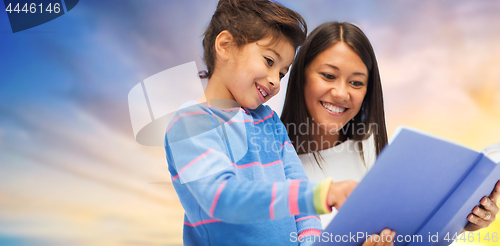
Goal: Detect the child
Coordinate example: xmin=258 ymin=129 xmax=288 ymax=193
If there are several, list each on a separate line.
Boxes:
xmin=164 ymin=0 xmax=372 ymax=245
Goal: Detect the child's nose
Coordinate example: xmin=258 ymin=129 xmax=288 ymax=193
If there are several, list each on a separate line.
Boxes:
xmin=267 ymin=74 xmax=280 ymax=90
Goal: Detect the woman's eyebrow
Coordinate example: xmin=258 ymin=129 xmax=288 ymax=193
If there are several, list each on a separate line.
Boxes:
xmin=324 ymin=64 xmax=339 ymax=70
xmin=353 ymin=72 xmax=367 ymax=77
xmin=324 ymin=64 xmax=367 ymax=77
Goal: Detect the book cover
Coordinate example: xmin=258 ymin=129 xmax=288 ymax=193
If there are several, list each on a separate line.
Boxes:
xmin=316 ymin=127 xmax=500 ymax=246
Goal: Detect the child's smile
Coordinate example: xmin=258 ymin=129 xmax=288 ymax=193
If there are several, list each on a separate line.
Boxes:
xmin=255 ymin=82 xmax=271 ymax=102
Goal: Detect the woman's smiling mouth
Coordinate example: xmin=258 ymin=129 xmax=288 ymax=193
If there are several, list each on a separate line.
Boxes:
xmin=320 ymin=101 xmax=348 ymax=114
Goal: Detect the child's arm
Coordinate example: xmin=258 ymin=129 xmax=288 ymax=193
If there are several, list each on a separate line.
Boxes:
xmin=166 ymin=106 xmax=338 ymax=224
xmin=167 ymin=139 xmax=319 ymax=223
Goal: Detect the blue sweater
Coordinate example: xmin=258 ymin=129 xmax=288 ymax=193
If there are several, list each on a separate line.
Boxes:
xmin=165 ymin=101 xmax=323 ymax=245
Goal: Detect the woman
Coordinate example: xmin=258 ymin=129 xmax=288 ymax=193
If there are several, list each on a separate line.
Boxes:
xmin=281 ymin=21 xmax=499 ymax=232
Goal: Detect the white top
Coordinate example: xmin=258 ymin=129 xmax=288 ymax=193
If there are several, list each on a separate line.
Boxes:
xmin=483 ymin=142 xmax=500 ymax=163
xmin=298 ymin=135 xmax=377 ymax=229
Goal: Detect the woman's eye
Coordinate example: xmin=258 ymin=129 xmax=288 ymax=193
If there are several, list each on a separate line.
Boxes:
xmin=350 ymin=81 xmax=364 ymax=87
xmin=265 ymin=57 xmax=274 ymax=66
xmin=279 ymin=73 xmax=285 ymax=79
xmin=321 ymin=73 xmax=335 ymax=80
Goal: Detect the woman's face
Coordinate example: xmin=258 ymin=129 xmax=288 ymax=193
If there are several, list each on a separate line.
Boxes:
xmin=304 ymin=42 xmax=368 ymax=137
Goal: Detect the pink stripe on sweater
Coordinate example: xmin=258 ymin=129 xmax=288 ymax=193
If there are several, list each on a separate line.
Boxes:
xmin=218 ymin=108 xmax=243 ymax=112
xmin=280 ymin=141 xmax=294 ymax=148
xmin=262 ymin=160 xmax=282 ymax=167
xmin=295 ymin=216 xmax=321 ymax=223
xmin=178 ymin=149 xmax=214 ymax=176
xmin=224 ymin=119 xmax=254 ymax=124
xmin=270 ymin=182 xmax=277 ymax=220
xmin=165 ymin=111 xmax=209 ymax=133
xmin=288 ymin=180 xmax=300 ymax=215
xmin=209 ymin=180 xmax=227 ymax=217
xmin=234 ymin=160 xmax=282 ymax=168
xmin=207 ymin=104 xmax=242 ymax=112
xmin=184 ymin=219 xmax=222 ymax=227
xmin=298 ymin=229 xmax=322 ymax=239
xmin=253 ymin=111 xmax=274 ymax=124
xmin=236 ymin=162 xmax=260 ymax=168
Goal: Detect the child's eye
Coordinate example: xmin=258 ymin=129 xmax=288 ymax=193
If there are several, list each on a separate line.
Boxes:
xmin=321 ymin=73 xmax=335 ymax=80
xmin=265 ymin=57 xmax=274 ymax=67
xmin=279 ymin=73 xmax=285 ymax=79
xmin=350 ymin=81 xmax=365 ymax=87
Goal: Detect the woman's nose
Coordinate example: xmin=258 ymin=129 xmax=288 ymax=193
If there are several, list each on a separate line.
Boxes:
xmin=330 ymin=80 xmax=349 ymax=102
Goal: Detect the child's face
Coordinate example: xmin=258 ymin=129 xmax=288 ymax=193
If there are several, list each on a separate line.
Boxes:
xmin=224 ymin=37 xmax=295 ymax=109
xmin=304 ymin=42 xmax=368 ymax=135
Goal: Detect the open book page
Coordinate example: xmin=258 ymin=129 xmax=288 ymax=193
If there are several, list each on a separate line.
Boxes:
xmin=483 ymin=142 xmax=500 ymax=163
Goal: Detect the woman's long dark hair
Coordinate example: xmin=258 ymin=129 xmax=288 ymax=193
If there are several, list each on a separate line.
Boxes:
xmin=281 ymin=22 xmax=388 ymax=167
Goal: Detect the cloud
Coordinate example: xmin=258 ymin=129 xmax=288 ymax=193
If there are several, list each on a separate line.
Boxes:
xmin=0 ymin=100 xmax=183 ymax=245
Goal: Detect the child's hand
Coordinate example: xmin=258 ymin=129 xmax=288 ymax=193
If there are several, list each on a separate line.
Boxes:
xmin=327 ymin=180 xmax=358 ymax=209
xmin=362 ymin=229 xmax=395 ymax=246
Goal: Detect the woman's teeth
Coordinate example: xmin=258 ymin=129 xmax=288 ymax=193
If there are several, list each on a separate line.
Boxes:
xmin=257 ymin=85 xmax=267 ymax=97
xmin=321 ymin=101 xmax=346 ymax=113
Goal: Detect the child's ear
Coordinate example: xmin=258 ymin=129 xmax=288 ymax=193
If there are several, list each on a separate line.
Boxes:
xmin=215 ymin=30 xmax=234 ymax=61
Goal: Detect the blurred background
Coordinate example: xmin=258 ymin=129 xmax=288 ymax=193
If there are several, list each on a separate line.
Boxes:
xmin=1 ymin=0 xmax=499 ymax=245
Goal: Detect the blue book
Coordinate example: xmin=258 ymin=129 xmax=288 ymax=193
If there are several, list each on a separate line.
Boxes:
xmin=316 ymin=127 xmax=500 ymax=246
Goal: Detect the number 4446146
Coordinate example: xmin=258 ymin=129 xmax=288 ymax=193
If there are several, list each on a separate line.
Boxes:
xmin=5 ymin=3 xmax=61 ymax=14
xmin=444 ymin=232 xmax=498 ymax=243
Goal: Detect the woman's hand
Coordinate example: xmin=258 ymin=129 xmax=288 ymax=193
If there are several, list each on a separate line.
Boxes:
xmin=362 ymin=229 xmax=396 ymax=246
xmin=327 ymin=180 xmax=358 ymax=209
xmin=463 ymin=180 xmax=500 ymax=232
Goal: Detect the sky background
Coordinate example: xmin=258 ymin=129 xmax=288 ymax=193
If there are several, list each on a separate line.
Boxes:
xmin=1 ymin=0 xmax=500 ymax=245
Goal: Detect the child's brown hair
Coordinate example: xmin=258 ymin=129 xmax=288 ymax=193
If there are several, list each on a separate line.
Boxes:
xmin=202 ymin=0 xmax=307 ymax=78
